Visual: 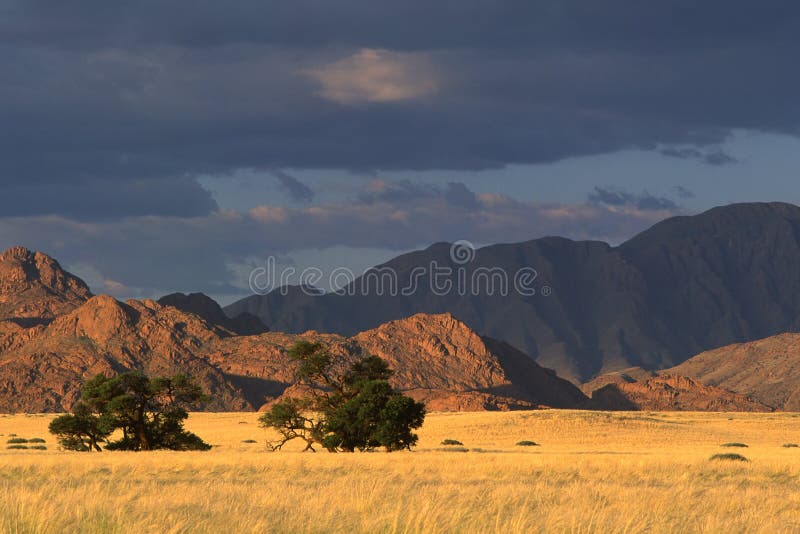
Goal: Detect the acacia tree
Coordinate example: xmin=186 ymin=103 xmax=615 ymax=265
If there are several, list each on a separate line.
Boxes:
xmin=260 ymin=341 xmax=425 ymax=452
xmin=48 ymin=402 xmax=112 ymax=452
xmin=50 ymin=371 xmax=211 ymax=451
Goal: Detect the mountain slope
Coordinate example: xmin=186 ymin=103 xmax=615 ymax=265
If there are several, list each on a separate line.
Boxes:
xmin=203 ymin=313 xmax=589 ymax=411
xmin=0 ymin=295 xmax=248 ymax=412
xmin=226 ymin=202 xmax=800 ymax=382
xmin=0 ymin=246 xmax=92 ymax=324
xmin=158 ymin=292 xmax=269 ymax=335
xmin=666 ymin=333 xmax=800 ymax=411
xmin=587 ymin=374 xmax=772 ymax=412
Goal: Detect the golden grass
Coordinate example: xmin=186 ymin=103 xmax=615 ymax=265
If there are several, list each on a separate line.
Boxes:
xmin=2 ymin=410 xmax=800 ymax=533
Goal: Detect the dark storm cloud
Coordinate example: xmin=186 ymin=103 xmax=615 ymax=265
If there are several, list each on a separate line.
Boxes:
xmin=3 ymin=1 xmax=797 ymax=52
xmin=0 ymin=1 xmax=794 ymax=293
xmin=271 ymin=170 xmax=315 ymax=203
xmin=0 ymin=0 xmax=798 ymax=200
xmin=660 ymin=147 xmax=737 ymax=166
xmin=671 ymin=186 xmax=695 ymax=199
xmin=356 ymin=180 xmax=480 ymax=209
xmin=588 ymin=187 xmax=679 ymax=211
xmin=0 ymin=178 xmax=217 ymax=220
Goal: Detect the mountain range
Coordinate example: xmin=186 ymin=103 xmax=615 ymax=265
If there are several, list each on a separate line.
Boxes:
xmin=0 ymin=246 xmax=587 ymax=412
xmin=226 ymin=202 xmax=800 ymax=384
xmin=3 ymin=202 xmax=800 ymax=413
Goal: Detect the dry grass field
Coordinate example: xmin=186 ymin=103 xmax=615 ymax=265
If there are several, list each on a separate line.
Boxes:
xmin=2 ymin=410 xmax=800 ymax=533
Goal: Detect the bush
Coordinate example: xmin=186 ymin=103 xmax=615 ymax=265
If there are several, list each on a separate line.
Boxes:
xmin=441 ymin=439 xmax=463 ymax=446
xmin=7 ymin=437 xmax=28 ymax=444
xmin=710 ymin=453 xmax=749 ymax=462
xmin=437 ymin=446 xmax=469 ymax=453
xmin=30 ymin=445 xmax=47 ymax=450
xmin=241 ymin=439 xmax=258 ymax=443
xmin=720 ymin=442 xmax=748 ymax=448
xmin=28 ymin=438 xmax=46 ymax=443
xmin=516 ymin=440 xmax=539 ymax=447
xmin=6 ymin=444 xmax=28 ymax=450
xmin=782 ymin=443 xmax=799 ymax=448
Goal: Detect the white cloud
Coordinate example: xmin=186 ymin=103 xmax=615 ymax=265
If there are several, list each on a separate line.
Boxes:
xmin=303 ymin=48 xmax=440 ymax=105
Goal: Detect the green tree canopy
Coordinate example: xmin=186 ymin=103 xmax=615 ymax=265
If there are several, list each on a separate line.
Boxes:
xmin=49 ymin=371 xmax=211 ymax=452
xmin=260 ymin=341 xmax=426 ymax=452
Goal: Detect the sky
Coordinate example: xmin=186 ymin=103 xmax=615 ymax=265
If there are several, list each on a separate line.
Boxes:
xmin=1 ymin=1 xmax=799 ymax=303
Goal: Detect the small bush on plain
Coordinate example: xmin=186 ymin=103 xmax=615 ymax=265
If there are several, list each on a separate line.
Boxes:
xmin=710 ymin=453 xmax=749 ymax=462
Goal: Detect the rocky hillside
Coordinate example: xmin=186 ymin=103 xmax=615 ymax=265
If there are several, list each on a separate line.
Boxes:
xmin=226 ymin=202 xmax=800 ymax=382
xmin=0 ymin=247 xmax=588 ymax=412
xmin=0 ymin=246 xmax=91 ymax=324
xmin=587 ymin=374 xmax=771 ymax=412
xmin=667 ymin=333 xmax=800 ymax=411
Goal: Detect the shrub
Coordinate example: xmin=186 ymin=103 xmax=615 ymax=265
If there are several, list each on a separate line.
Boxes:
xmin=782 ymin=443 xmax=799 ymax=448
xmin=28 ymin=438 xmax=46 ymax=443
xmin=441 ymin=439 xmax=464 ymax=446
xmin=30 ymin=445 xmax=47 ymax=450
xmin=241 ymin=439 xmax=258 ymax=443
xmin=516 ymin=440 xmax=539 ymax=447
xmin=710 ymin=453 xmax=749 ymax=462
xmin=438 ymin=446 xmax=469 ymax=453
xmin=720 ymin=442 xmax=748 ymax=448
xmin=7 ymin=437 xmax=28 ymax=444
xmin=6 ymin=444 xmax=28 ymax=450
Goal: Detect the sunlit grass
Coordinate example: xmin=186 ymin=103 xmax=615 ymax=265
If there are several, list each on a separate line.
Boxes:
xmin=2 ymin=410 xmax=800 ymax=532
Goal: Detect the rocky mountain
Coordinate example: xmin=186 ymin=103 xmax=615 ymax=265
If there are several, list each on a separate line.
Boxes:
xmin=666 ymin=333 xmax=800 ymax=411
xmin=202 ymin=313 xmax=590 ymax=412
xmin=0 ymin=294 xmax=248 ymax=412
xmin=0 ymin=247 xmax=588 ymax=412
xmin=158 ymin=292 xmax=269 ymax=336
xmin=585 ymin=374 xmax=771 ymax=412
xmin=0 ymin=246 xmax=92 ymax=325
xmin=226 ymin=202 xmax=800 ymax=382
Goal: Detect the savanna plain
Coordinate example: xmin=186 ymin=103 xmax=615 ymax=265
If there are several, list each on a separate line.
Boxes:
xmin=2 ymin=410 xmax=800 ymax=533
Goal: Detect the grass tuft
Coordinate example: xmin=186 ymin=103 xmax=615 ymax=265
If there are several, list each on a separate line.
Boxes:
xmin=436 ymin=446 xmax=469 ymax=453
xmin=516 ymin=440 xmax=539 ymax=447
xmin=710 ymin=453 xmax=749 ymax=462
xmin=782 ymin=443 xmax=799 ymax=448
xmin=720 ymin=442 xmax=748 ymax=448
xmin=7 ymin=437 xmax=28 ymax=444
xmin=440 ymin=439 xmax=463 ymax=446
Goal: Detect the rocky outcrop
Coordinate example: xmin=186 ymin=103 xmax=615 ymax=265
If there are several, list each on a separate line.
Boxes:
xmin=588 ymin=374 xmax=771 ymax=412
xmin=667 ymin=333 xmax=800 ymax=411
xmin=0 ymin=246 xmax=91 ymax=323
xmin=0 ymin=295 xmax=247 ymax=412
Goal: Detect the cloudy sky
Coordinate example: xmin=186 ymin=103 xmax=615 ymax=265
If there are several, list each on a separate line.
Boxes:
xmin=1 ymin=1 xmax=800 ymax=303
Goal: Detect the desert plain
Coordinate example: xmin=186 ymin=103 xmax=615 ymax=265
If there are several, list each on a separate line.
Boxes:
xmin=2 ymin=410 xmax=800 ymax=533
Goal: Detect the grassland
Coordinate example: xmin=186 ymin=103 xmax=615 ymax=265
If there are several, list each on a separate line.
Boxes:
xmin=2 ymin=410 xmax=800 ymax=533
